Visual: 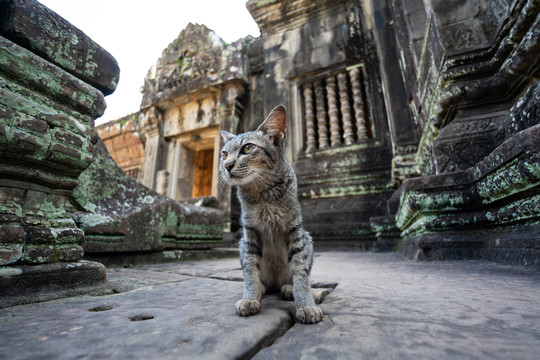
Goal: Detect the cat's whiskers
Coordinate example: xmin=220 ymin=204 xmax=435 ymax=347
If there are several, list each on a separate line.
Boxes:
xmin=248 ymin=169 xmax=274 ymax=187
xmin=217 ymin=171 xmax=229 ymax=191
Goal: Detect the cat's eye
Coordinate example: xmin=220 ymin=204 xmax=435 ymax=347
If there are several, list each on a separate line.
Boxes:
xmin=221 ymin=151 xmax=228 ymax=160
xmin=241 ymin=144 xmax=256 ymax=154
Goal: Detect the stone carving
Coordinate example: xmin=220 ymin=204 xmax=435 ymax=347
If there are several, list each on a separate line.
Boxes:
xmin=432 ymin=116 xmax=499 ymax=173
xmin=397 ymin=124 xmax=540 ymax=265
xmin=497 ymin=80 xmax=540 ymax=143
xmin=326 ymin=75 xmax=341 ymax=147
xmin=389 ymin=0 xmax=540 ymax=265
xmin=349 ymin=66 xmax=369 ymax=140
xmin=314 ymin=80 xmax=330 ymax=149
xmin=431 ymin=0 xmax=511 ymax=55
xmin=337 ymin=72 xmax=355 ymax=145
xmin=301 ymin=67 xmax=371 ymax=152
xmin=141 ymin=23 xmax=248 ymax=109
xmin=302 ymin=84 xmax=317 ymax=152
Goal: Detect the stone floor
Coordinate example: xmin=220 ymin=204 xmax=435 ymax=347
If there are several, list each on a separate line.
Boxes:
xmin=0 ymin=252 xmax=539 ymax=359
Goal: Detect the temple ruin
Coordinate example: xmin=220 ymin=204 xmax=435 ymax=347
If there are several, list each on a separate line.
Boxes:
xmin=97 ymin=0 xmax=540 ymax=266
xmin=0 ymin=0 xmax=538 ymax=296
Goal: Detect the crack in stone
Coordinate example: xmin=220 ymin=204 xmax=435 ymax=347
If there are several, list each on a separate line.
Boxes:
xmin=237 ymin=311 xmax=296 ymax=360
xmin=238 ymin=283 xmax=339 ymax=359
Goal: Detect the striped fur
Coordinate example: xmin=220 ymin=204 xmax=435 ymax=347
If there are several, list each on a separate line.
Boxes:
xmin=220 ymin=105 xmax=323 ymax=324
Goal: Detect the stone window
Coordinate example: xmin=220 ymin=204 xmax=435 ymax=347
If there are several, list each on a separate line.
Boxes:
xmin=300 ymin=64 xmax=371 ymax=152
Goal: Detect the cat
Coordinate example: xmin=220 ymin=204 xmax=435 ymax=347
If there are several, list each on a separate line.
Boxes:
xmin=219 ymin=105 xmax=323 ymax=324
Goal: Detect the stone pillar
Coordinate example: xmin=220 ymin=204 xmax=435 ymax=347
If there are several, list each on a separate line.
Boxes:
xmin=167 ymin=140 xmax=182 ymax=199
xmin=314 ymin=80 xmax=329 ymax=149
xmin=0 ymin=0 xmax=119 ymax=296
xmin=326 ymin=75 xmax=341 ymax=147
xmin=337 ymin=72 xmax=355 ymax=145
xmin=139 ymin=107 xmax=162 ymax=190
xmin=349 ymin=66 xmax=368 ymax=140
xmin=156 ymin=170 xmax=169 ymax=196
xmin=302 ymin=84 xmax=317 ymax=152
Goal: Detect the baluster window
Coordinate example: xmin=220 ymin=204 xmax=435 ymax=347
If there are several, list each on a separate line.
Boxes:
xmin=301 ymin=65 xmax=371 ymax=152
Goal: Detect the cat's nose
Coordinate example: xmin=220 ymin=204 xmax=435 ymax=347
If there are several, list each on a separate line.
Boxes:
xmin=224 ymin=161 xmax=235 ymax=172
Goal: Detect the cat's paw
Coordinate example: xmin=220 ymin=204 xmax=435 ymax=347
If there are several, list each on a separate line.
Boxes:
xmin=235 ymin=299 xmax=261 ymax=316
xmin=296 ymin=305 xmax=323 ymax=324
xmin=280 ymin=284 xmax=294 ymax=301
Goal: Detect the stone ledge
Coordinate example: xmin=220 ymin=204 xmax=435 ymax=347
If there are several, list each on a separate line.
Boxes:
xmin=0 ymin=260 xmax=108 ymax=308
xmin=0 ymin=0 xmax=119 ymax=94
xmin=396 ymin=124 xmax=540 ymax=265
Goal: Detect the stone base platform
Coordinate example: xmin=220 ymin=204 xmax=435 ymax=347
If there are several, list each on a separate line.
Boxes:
xmin=0 ymin=260 xmax=108 ymax=309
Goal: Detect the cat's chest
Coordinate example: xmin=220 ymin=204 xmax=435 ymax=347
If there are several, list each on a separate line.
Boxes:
xmin=243 ymin=202 xmax=294 ymax=234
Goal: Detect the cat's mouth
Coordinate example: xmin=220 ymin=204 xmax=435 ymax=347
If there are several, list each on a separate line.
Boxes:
xmin=227 ymin=171 xmax=253 ymax=186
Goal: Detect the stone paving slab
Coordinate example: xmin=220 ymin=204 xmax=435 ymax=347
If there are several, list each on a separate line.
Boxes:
xmin=1 ymin=252 xmax=539 ymax=360
xmin=255 ymin=252 xmax=540 ymax=360
xmin=0 ymin=278 xmax=294 ymax=359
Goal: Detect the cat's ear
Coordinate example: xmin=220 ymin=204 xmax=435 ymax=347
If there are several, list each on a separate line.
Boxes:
xmin=221 ymin=130 xmax=236 ymax=143
xmin=257 ymin=105 xmax=287 ymax=146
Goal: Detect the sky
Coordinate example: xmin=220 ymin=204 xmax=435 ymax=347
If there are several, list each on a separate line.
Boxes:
xmin=38 ymin=0 xmax=261 ymax=125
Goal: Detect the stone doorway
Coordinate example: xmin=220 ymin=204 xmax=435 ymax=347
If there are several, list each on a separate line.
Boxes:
xmin=165 ymin=126 xmax=221 ymax=201
xmin=193 ymin=149 xmax=214 ymax=198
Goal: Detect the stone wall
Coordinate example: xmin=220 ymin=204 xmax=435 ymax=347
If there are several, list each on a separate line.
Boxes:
xmin=245 ymin=0 xmax=395 ymax=248
xmin=0 ymin=0 xmax=118 ymax=290
xmin=374 ymin=0 xmax=540 ymax=265
xmin=0 ymin=1 xmax=225 ymax=299
xmin=96 ymin=113 xmax=145 ymax=180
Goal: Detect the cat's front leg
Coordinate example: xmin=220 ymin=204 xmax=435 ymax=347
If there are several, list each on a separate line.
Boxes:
xmin=236 ymin=227 xmax=264 ymax=317
xmin=287 ymin=229 xmax=324 ymax=324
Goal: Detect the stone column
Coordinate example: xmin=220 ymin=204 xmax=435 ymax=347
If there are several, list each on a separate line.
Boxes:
xmin=303 ymin=84 xmax=317 ymax=152
xmin=350 ymin=67 xmax=369 ymax=140
xmin=337 ymin=72 xmax=355 ymax=145
xmin=314 ymin=80 xmax=329 ymax=149
xmin=326 ymin=75 xmax=341 ymax=147
xmin=156 ymin=170 xmax=169 ymax=195
xmin=167 ymin=140 xmax=182 ymax=199
xmin=139 ymin=107 xmax=162 ymax=191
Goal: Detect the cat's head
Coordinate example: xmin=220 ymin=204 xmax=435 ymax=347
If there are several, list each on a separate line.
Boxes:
xmin=219 ymin=105 xmax=287 ymax=187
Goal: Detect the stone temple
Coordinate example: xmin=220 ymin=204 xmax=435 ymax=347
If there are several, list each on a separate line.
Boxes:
xmin=98 ymin=0 xmax=540 ymax=264
xmin=0 ymin=0 xmax=539 ymax=294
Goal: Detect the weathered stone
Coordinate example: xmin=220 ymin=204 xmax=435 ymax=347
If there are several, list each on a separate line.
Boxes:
xmin=0 ymin=0 xmax=119 ymax=95
xmin=365 ymin=0 xmax=540 ymax=265
xmin=97 ymin=23 xmax=248 ymax=233
xmin=0 ymin=260 xmax=107 ymax=308
xmin=73 ymin=139 xmax=223 ymax=253
xmin=396 ymin=124 xmax=540 ymax=265
xmin=140 ymin=23 xmax=248 ymax=108
xmin=1 ymin=253 xmax=539 ymax=359
xmin=91 ymin=0 xmax=538 ymax=264
xmin=0 ymin=243 xmax=23 ymax=265
xmin=0 ymin=0 xmax=118 ymax=296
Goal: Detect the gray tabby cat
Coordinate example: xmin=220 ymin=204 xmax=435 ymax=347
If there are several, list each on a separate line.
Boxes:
xmin=219 ymin=105 xmax=323 ymax=324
